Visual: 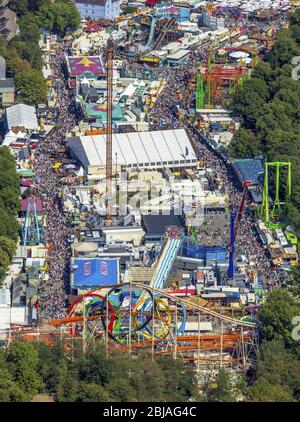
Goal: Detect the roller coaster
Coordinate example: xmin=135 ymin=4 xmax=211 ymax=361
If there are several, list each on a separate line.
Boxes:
xmin=6 ymin=282 xmax=258 ymax=371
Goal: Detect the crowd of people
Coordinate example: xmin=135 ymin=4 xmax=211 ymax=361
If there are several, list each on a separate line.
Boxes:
xmin=192 ymin=133 xmax=284 ymax=288
xmin=32 ymin=43 xmax=77 ymax=320
xmin=28 ymin=30 xmax=285 ymax=321
xmin=145 ymin=42 xmax=284 ymax=289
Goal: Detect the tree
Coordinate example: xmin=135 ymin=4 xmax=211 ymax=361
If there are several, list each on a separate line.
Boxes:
xmin=15 ymin=69 xmax=48 ymax=105
xmin=203 ymin=368 xmax=237 ymax=402
xmin=8 ymin=0 xmax=28 ymax=17
xmin=0 ymin=249 xmax=10 ymax=273
xmin=287 ymin=265 xmax=300 ymax=298
xmin=0 ymin=186 xmax=21 ymax=215
xmin=0 ymin=268 xmax=6 ymax=285
xmin=6 ymin=52 xmax=31 ymax=77
xmin=74 ymin=348 xmax=112 ymax=387
xmin=0 ymin=209 xmax=19 ymax=240
xmin=247 ymin=378 xmax=295 ymax=402
xmin=18 ymin=13 xmax=41 ymax=44
xmin=6 ymin=342 xmax=43 ymax=399
xmin=247 ymin=340 xmax=300 ymax=403
xmin=38 ymin=2 xmax=80 ymax=36
xmin=122 ymin=6 xmax=139 ymax=15
xmin=267 ymin=31 xmax=300 ymax=69
xmin=157 ymin=356 xmax=199 ymax=401
xmin=229 ymin=10 xmax=300 ymax=239
xmin=253 ymin=61 xmax=273 ymax=83
xmin=55 ymin=373 xmax=79 ymax=402
xmin=0 ymin=367 xmax=28 ymax=402
xmin=35 ymin=344 xmax=69 ymax=395
xmin=258 ymin=288 xmax=300 ymax=350
xmin=228 ymin=128 xmax=260 ymax=158
xmin=10 ymin=40 xmax=43 ymax=70
xmin=76 ymin=382 xmax=113 ymax=402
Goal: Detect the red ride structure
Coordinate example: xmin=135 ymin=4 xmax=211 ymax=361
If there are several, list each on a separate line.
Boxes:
xmin=234 ymin=180 xmax=252 ymax=241
xmin=197 ymin=47 xmax=255 ymax=109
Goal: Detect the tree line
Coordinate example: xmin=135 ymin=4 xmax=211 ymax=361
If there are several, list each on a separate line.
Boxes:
xmin=0 ymin=0 xmax=80 ymax=105
xmin=228 ymin=9 xmax=300 ymax=231
xmin=0 ymin=341 xmax=201 ymax=402
xmin=0 ymin=148 xmax=20 ymax=285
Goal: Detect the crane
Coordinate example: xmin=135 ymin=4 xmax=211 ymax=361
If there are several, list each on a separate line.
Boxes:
xmin=227 ymin=180 xmax=252 ymax=278
xmin=106 ymin=38 xmax=113 ymax=222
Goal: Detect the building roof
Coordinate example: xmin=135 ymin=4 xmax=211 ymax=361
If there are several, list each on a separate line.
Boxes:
xmin=68 ymin=129 xmax=197 ymax=170
xmin=0 ymin=8 xmax=18 ymax=41
xmin=72 ymin=258 xmax=120 ymax=288
xmin=0 ymin=8 xmax=16 ymax=20
xmin=0 ymin=78 xmax=14 ymax=92
xmin=0 ymin=288 xmax=10 ymax=306
xmin=21 ymin=198 xmax=43 ymax=213
xmin=76 ymin=0 xmax=106 ymax=4
xmin=6 ymin=104 xmax=38 ymax=130
xmin=85 ymin=102 xmax=123 ymax=122
xmin=0 ymin=55 xmax=6 ymax=79
xmin=166 ymin=49 xmax=190 ymax=61
xmin=231 ymin=159 xmax=264 ymax=185
xmin=66 ymin=55 xmax=104 ymax=77
xmin=0 ymin=78 xmax=14 ymax=87
xmin=71 ymin=242 xmax=99 ymax=253
xmin=76 ymin=0 xmax=119 ymax=4
xmin=0 ymin=307 xmax=26 ymax=330
xmin=142 ymin=214 xmax=183 ymax=237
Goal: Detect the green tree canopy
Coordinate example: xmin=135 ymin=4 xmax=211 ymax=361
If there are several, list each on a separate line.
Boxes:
xmin=0 ymin=209 xmax=19 ymax=240
xmin=38 ymin=2 xmax=80 ymax=36
xmin=8 ymin=0 xmax=29 ymax=17
xmin=0 ymin=237 xmax=17 ymax=261
xmin=247 ymin=377 xmax=295 ymax=402
xmin=6 ymin=342 xmax=43 ymax=398
xmin=15 ymin=69 xmax=48 ymax=105
xmin=258 ymin=288 xmax=300 ymax=350
xmin=203 ymin=368 xmax=237 ymax=402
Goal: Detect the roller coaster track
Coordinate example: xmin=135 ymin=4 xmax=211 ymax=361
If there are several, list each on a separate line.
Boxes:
xmin=6 ymin=282 xmax=256 ymax=336
xmin=5 ymin=281 xmax=258 ymax=369
xmin=134 ymin=283 xmax=257 ymax=328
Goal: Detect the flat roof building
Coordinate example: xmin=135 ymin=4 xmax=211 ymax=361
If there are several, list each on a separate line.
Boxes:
xmin=166 ymin=49 xmax=190 ymax=66
xmin=6 ymin=104 xmax=38 ymax=131
xmin=68 ymin=128 xmax=197 ymax=176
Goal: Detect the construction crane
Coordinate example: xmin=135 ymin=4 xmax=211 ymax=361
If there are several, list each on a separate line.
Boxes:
xmin=228 ymin=180 xmax=252 ymax=278
xmin=106 ymin=38 xmax=113 ymax=222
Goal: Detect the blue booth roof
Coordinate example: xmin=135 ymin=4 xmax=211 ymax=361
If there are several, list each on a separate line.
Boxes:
xmin=73 ymin=258 xmax=119 ymax=288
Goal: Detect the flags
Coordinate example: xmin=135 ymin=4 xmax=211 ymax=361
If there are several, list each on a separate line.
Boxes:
xmin=101 ymin=261 xmax=108 ymax=276
xmin=84 ymin=261 xmax=91 ymax=276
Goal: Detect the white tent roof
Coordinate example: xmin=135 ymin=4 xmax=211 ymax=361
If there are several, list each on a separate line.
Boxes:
xmin=1 ymin=130 xmax=27 ymax=147
xmin=68 ymin=129 xmax=197 ymax=170
xmin=6 ymin=104 xmax=38 ymax=130
xmin=229 ymin=51 xmax=250 ymax=59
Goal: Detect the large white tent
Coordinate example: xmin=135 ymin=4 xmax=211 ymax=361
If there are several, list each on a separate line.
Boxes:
xmin=68 ymin=129 xmax=197 ymax=175
xmin=6 ymin=104 xmax=38 ymax=131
